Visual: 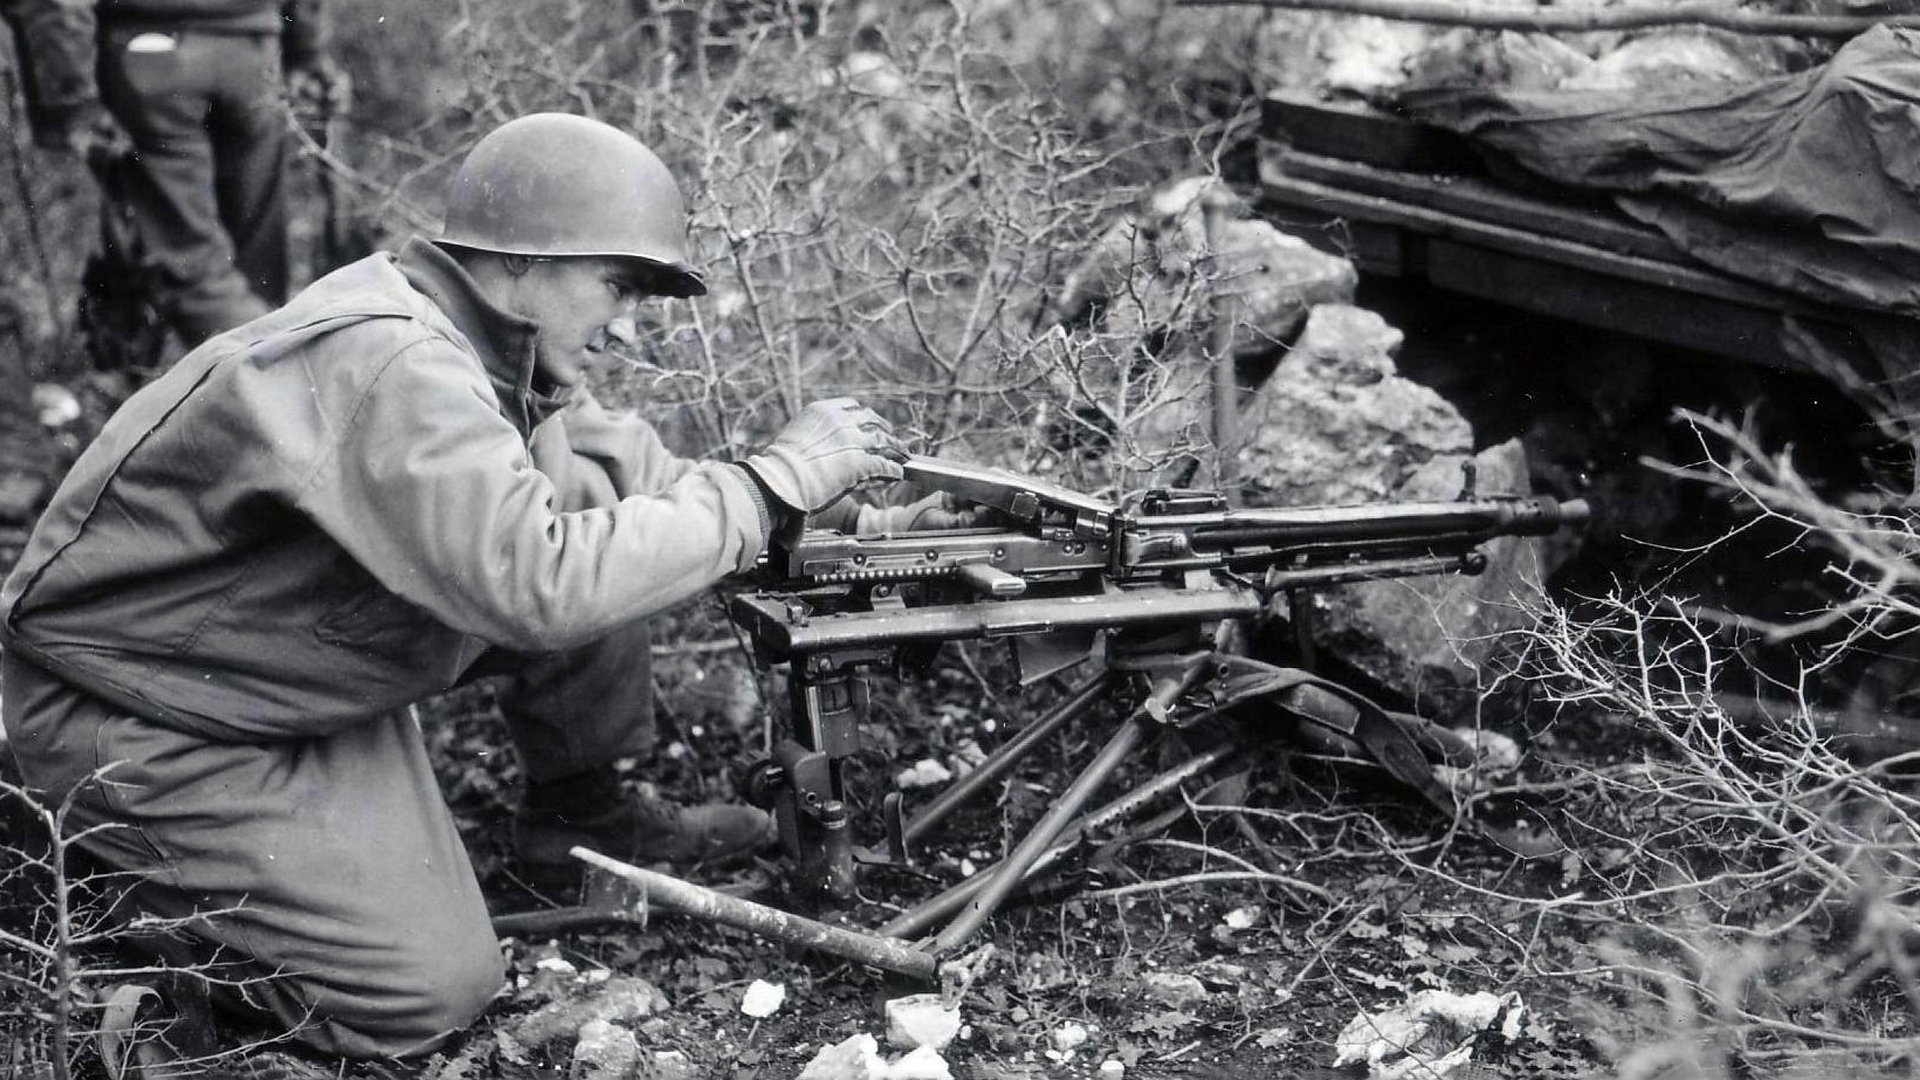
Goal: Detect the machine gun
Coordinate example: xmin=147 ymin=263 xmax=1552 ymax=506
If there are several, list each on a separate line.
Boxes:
xmin=716 ymin=456 xmax=1587 ymax=963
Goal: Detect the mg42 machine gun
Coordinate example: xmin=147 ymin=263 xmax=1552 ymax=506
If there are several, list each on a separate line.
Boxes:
xmin=558 ymin=457 xmax=1587 ymax=982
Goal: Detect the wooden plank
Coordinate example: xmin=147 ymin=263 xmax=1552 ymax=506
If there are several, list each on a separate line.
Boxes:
xmin=1254 ymin=201 xmax=1410 ymax=278
xmin=1271 ymin=147 xmax=1684 ymax=264
xmin=1260 ymin=90 xmax=1478 ymax=173
xmin=1256 ymin=156 xmax=1837 ymax=317
xmin=1423 ymin=239 xmax=1801 ymax=368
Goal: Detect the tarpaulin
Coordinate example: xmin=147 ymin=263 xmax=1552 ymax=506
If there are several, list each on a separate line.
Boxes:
xmin=1394 ymin=25 xmax=1920 ymax=320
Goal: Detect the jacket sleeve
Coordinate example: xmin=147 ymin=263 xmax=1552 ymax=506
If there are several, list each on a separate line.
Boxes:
xmin=301 ymin=341 xmax=771 ymax=653
xmin=536 ymin=390 xmax=706 ymax=501
xmin=3 ymin=0 xmax=101 ymax=146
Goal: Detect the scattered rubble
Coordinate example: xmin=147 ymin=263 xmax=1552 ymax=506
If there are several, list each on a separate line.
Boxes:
xmin=885 ymin=993 xmax=962 ymax=1051
xmin=1333 ymin=988 xmax=1526 ymax=1079
xmin=797 ymin=1032 xmax=955 ymax=1080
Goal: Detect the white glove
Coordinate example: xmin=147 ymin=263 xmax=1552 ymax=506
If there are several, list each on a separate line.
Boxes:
xmin=742 ymin=398 xmax=907 ymax=514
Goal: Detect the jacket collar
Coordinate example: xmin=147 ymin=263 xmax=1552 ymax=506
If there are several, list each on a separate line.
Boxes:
xmin=393 ymin=237 xmax=572 ymax=430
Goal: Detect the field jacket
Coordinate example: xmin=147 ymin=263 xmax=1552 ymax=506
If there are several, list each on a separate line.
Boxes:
xmin=2 ymin=0 xmax=325 ymax=142
xmin=0 ymin=238 xmax=769 ymax=742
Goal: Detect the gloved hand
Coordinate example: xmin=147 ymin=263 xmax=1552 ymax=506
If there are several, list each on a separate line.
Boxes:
xmin=850 ymin=491 xmax=990 ymax=533
xmin=48 ymin=104 xmax=131 ymax=168
xmin=743 ymin=398 xmax=907 ymax=514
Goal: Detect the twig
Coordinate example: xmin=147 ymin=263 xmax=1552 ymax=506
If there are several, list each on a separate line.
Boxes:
xmin=1174 ymin=0 xmax=1920 ymax=38
xmin=1081 ymin=868 xmax=1334 ymax=902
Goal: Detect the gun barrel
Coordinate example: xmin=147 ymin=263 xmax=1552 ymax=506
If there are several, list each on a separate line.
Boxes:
xmin=1133 ymin=496 xmax=1585 ymax=550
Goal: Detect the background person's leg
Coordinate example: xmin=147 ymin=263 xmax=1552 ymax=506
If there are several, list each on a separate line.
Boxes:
xmin=95 ymin=28 xmax=271 ymax=346
xmin=204 ymin=32 xmax=292 ymax=306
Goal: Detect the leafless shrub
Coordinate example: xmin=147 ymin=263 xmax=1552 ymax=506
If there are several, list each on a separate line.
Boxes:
xmin=0 ymin=768 xmax=281 ymax=1079
xmin=1428 ymin=396 xmax=1920 ymax=1076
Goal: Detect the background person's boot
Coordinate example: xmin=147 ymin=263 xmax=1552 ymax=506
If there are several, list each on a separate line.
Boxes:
xmin=512 ymin=767 xmax=775 ymax=894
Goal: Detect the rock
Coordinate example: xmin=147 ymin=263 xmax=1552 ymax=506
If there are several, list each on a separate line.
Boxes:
xmin=885 ymin=993 xmax=962 ymax=1051
xmin=1059 ymin=178 xmax=1356 ymax=363
xmin=1142 ymin=971 xmax=1209 ymax=1007
xmin=571 ymin=1018 xmax=639 ymax=1080
xmin=650 ymin=1050 xmax=698 ymax=1080
xmin=1320 ymin=440 xmax=1556 ymax=718
xmin=1238 ymin=304 xmax=1471 ymax=507
xmin=1050 ymin=1021 xmax=1090 ymax=1053
xmin=741 ymin=978 xmax=785 ymax=1018
xmin=1404 ymin=29 xmax=1595 ymax=91
xmin=894 ymin=758 xmax=954 ymax=791
xmin=1333 ymin=989 xmax=1525 ymax=1079
xmin=1237 ymin=304 xmax=1559 ymax=718
xmin=884 ymin=1046 xmax=954 ymax=1080
xmin=798 ymin=1034 xmax=888 ymax=1080
xmin=1311 ymin=15 xmax=1442 ymax=96
xmin=1050 ymin=179 xmax=1356 ymax=471
xmin=510 ymin=976 xmax=671 ymax=1047
xmin=32 ymin=384 xmax=81 ymax=429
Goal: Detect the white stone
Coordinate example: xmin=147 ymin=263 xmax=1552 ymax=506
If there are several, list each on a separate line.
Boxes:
xmin=741 ymin=979 xmax=786 ymax=1018
xmin=1050 ymin=1022 xmax=1089 ymax=1052
xmin=798 ymin=1033 xmax=887 ymax=1080
xmin=885 ymin=993 xmax=962 ymax=1050
xmin=32 ymin=383 xmax=80 ymax=428
xmin=895 ymin=759 xmax=954 ymax=790
xmin=1333 ymin=989 xmax=1527 ymax=1079
xmin=883 ymin=1046 xmax=954 ymax=1080
xmin=571 ymin=1018 xmax=638 ymax=1080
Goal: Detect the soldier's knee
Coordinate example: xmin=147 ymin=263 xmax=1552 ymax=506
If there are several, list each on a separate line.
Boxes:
xmin=290 ymin=930 xmax=505 ymax=1058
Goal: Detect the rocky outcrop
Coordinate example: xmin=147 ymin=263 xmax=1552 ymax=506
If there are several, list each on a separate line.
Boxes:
xmin=1236 ymin=303 xmax=1556 ymax=719
xmin=1050 ymin=177 xmax=1357 ymax=473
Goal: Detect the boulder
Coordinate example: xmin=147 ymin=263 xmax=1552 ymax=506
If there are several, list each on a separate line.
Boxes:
xmin=1236 ymin=303 xmax=1556 ymax=718
xmin=1237 ymin=304 xmax=1470 ymax=507
xmin=1051 ymin=178 xmax=1356 ymax=471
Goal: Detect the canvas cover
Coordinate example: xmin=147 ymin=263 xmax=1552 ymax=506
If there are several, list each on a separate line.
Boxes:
xmin=1392 ymin=24 xmax=1920 ymax=407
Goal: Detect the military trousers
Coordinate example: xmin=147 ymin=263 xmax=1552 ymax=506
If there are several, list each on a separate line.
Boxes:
xmin=96 ymin=27 xmax=289 ymax=345
xmin=1 ymin=619 xmax=659 ymax=1059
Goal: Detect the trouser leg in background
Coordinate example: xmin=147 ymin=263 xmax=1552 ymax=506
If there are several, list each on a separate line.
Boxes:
xmin=0 ymin=655 xmax=505 ymax=1059
xmin=471 ymin=618 xmax=658 ymax=783
xmin=95 ymin=28 xmax=286 ymax=346
xmin=491 ymin=430 xmax=661 ymax=782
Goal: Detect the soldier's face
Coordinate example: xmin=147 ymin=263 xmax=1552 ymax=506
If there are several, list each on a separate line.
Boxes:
xmin=510 ymin=256 xmax=655 ymax=388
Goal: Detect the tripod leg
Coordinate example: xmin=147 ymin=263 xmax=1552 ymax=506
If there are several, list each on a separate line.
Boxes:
xmin=928 ymin=712 xmax=1153 ymax=954
xmin=902 ymin=673 xmax=1110 ymax=848
xmin=881 ymin=743 xmax=1239 ymax=940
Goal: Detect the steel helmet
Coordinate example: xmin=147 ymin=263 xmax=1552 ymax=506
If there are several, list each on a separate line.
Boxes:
xmin=439 ymin=113 xmax=706 ymax=297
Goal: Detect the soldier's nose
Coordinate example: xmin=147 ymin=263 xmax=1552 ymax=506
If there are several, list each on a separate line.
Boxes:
xmin=603 ymin=317 xmax=638 ymax=347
